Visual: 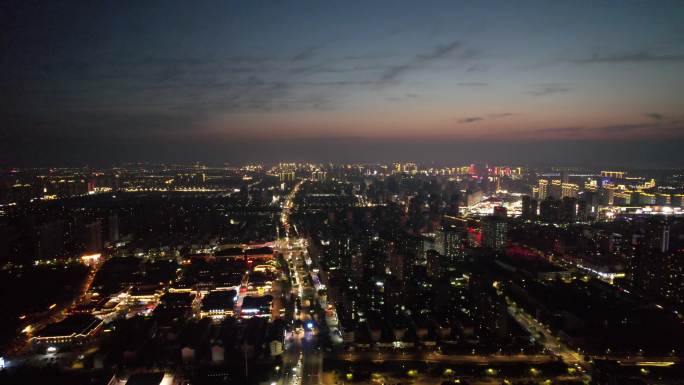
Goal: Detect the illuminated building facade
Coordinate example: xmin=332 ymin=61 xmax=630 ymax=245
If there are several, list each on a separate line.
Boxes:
xmin=561 ymin=183 xmax=579 ymax=199
xmin=537 ymin=179 xmax=549 ymax=200
xmin=601 ymin=171 xmax=626 ymax=179
xmin=279 ymin=171 xmax=295 ymax=182
xmin=550 ymin=179 xmax=562 ymax=199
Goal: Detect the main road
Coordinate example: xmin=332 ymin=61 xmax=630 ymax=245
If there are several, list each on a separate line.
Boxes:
xmin=334 ymin=351 xmax=556 ymax=365
xmin=504 ymin=297 xmax=591 ymax=380
xmin=278 ymin=179 xmax=326 ymax=385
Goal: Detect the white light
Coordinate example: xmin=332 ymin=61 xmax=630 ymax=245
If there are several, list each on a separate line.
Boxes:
xmin=47 ymin=346 xmax=57 ymax=353
xmin=160 ymin=373 xmax=175 ymax=385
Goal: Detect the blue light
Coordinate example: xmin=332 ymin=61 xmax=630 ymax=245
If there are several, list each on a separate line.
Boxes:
xmin=306 ymin=322 xmax=314 ymax=329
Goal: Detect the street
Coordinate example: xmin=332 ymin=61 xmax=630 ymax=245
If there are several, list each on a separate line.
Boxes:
xmin=278 ymin=180 xmax=326 ymax=385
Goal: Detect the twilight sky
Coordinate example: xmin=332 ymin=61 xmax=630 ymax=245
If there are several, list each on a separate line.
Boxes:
xmin=2 ymin=0 xmax=684 ymax=167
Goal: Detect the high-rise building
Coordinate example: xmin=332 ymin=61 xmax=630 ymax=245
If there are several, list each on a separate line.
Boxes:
xmin=107 ymin=213 xmax=119 ymax=243
xmin=311 ymin=170 xmax=327 ymax=181
xmin=561 ymin=183 xmax=579 ymax=199
xmin=388 ymin=253 xmax=405 ymax=281
xmin=632 ymin=191 xmax=656 ymax=205
xmin=577 ymin=199 xmax=590 ymax=221
xmin=626 ymin=221 xmax=681 ymax=308
xmin=655 ymin=193 xmax=671 ymax=206
xmin=549 ymin=179 xmax=562 ymax=199
xmin=84 ymin=219 xmax=103 ymax=253
xmin=580 ymin=190 xmax=598 ymax=219
xmin=470 ymin=273 xmax=509 ymax=340
xmin=601 ymin=186 xmax=616 ymax=206
xmin=392 ymin=163 xmax=402 ymax=174
xmin=481 ymin=216 xmax=507 ymax=250
xmin=279 ymin=171 xmax=295 ymax=182
xmin=440 ymin=216 xmax=467 ymax=262
xmin=34 ymin=220 xmax=66 ymax=259
xmin=521 ymin=195 xmax=538 ymax=220
xmin=539 ymin=197 xmax=561 ymax=223
xmin=614 ymin=191 xmax=631 ymax=205
xmin=433 ymin=230 xmax=446 ymax=256
xmin=426 ymin=250 xmax=445 ymax=278
xmin=647 ymin=221 xmax=670 ymax=253
xmin=350 ymin=253 xmax=364 ymax=280
xmin=538 ymin=179 xmax=549 ymax=200
xmin=402 ymin=163 xmax=417 ymax=174
xmin=444 ymin=230 xmax=464 ymax=261
xmin=560 ymin=197 xmax=577 ymax=223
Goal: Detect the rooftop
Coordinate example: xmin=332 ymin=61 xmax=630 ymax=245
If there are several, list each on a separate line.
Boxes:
xmin=201 ymin=290 xmax=237 ymax=311
xmin=36 ymin=314 xmax=102 ymax=338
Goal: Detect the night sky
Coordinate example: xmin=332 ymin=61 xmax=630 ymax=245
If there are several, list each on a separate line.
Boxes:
xmin=2 ymin=1 xmax=684 ymax=167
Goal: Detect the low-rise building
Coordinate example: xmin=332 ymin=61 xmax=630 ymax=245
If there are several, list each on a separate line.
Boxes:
xmin=200 ymin=289 xmax=237 ymax=319
xmin=31 ymin=314 xmax=103 ymax=346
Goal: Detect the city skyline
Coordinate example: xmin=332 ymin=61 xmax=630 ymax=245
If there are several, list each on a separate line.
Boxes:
xmin=2 ymin=162 xmax=684 ymax=385
xmin=4 ymin=3 xmax=684 ymax=383
xmin=2 ymin=1 xmax=684 ymax=166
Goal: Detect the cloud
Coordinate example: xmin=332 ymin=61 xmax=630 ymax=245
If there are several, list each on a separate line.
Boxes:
xmin=488 ymin=112 xmax=514 ymax=119
xmin=457 ymin=112 xmax=514 ymax=124
xmin=378 ymin=40 xmax=474 ymax=84
xmin=10 ymin=51 xmax=394 ymax=116
xmin=568 ymin=52 xmax=684 ymax=64
xmin=386 ymin=93 xmax=421 ymax=102
xmin=416 ymin=41 xmax=464 ymax=61
xmin=595 ymin=121 xmax=684 ymax=136
xmin=45 ymin=68 xmax=350 ymax=117
xmin=527 ymin=83 xmax=572 ymax=96
xmin=298 ymin=80 xmax=375 ymax=87
xmin=289 ymin=62 xmax=388 ymax=76
xmin=379 ymin=64 xmax=412 ymax=83
xmin=532 ymin=126 xmax=584 ymax=134
xmin=292 ymin=47 xmax=318 ymax=62
xmin=466 ymin=63 xmax=488 ymax=72
xmin=530 ymin=121 xmax=675 ymax=137
xmin=645 ymin=113 xmax=665 ymax=121
xmin=458 ymin=82 xmax=488 ymax=87
xmin=458 ymin=116 xmax=483 ymax=124
xmin=154 ymin=63 xmax=187 ymax=82
xmin=596 ymin=123 xmax=657 ymax=133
